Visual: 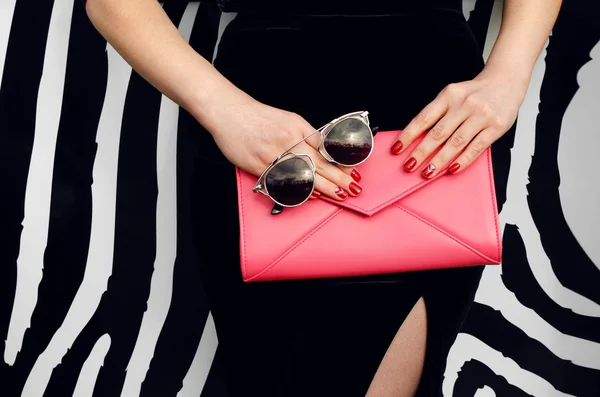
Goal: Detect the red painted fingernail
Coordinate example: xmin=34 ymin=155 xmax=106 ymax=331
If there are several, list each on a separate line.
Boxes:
xmin=351 ymin=169 xmax=361 ymax=182
xmin=335 ymin=187 xmax=348 ymax=200
xmin=310 ymin=191 xmax=321 ymax=199
xmin=404 ymin=157 xmax=417 ymax=171
xmin=349 ymin=182 xmax=362 ymax=195
xmin=391 ymin=141 xmax=404 ymax=154
xmin=448 ymin=163 xmax=461 ymax=174
xmin=422 ymin=164 xmax=436 ymax=178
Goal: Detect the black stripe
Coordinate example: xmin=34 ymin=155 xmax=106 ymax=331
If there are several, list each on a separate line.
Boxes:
xmin=502 ymin=224 xmax=600 ymax=343
xmin=189 ymin=0 xmax=222 ymax=61
xmin=139 ymin=4 xmax=224 ymax=394
xmin=466 ymin=0 xmax=495 ymax=53
xmin=43 ymin=3 xmax=189 ymax=396
xmin=461 ymin=303 xmax=600 ymax=396
xmin=139 ymin=105 xmax=211 ymax=397
xmin=188 ymin=1 xmax=230 ymax=165
xmin=5 ymin=3 xmax=108 ymax=394
xmin=491 ymin=119 xmax=516 ymax=214
xmin=0 ymin=0 xmax=56 ymax=392
xmin=454 ymin=359 xmax=533 ymax=397
xmin=527 ymin=0 xmax=600 ymax=307
xmin=200 ymin=346 xmax=229 ymax=397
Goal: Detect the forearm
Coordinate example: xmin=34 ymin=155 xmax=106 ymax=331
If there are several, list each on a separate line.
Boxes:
xmin=481 ymin=0 xmax=562 ymax=86
xmin=85 ymin=0 xmax=245 ymax=125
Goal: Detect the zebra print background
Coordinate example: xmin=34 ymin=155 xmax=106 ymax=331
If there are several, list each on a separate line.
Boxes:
xmin=0 ymin=0 xmax=599 ymax=396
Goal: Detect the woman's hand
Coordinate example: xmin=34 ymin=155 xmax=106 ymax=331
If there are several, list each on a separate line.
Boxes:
xmin=83 ymin=0 xmax=359 ymax=202
xmin=205 ymin=93 xmax=362 ymax=201
xmin=390 ymin=70 xmax=528 ymax=178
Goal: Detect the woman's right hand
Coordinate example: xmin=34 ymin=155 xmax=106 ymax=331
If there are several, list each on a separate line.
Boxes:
xmin=84 ymin=0 xmax=359 ymax=200
xmin=202 ymin=93 xmax=363 ymax=201
xmin=83 ymin=0 xmax=360 ymax=201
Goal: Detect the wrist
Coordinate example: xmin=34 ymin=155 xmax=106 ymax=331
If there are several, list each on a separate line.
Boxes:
xmin=185 ymin=70 xmax=250 ymax=133
xmin=480 ymin=36 xmax=538 ymax=93
xmin=477 ymin=60 xmax=531 ymax=94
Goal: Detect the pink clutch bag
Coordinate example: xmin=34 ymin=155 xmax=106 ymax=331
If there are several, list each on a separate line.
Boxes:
xmin=235 ymin=130 xmax=502 ymax=282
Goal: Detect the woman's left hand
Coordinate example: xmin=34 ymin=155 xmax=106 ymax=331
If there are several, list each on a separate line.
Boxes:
xmin=390 ymin=70 xmax=528 ymax=178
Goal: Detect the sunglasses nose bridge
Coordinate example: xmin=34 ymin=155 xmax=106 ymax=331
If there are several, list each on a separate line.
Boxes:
xmin=317 ymin=144 xmax=335 ymax=163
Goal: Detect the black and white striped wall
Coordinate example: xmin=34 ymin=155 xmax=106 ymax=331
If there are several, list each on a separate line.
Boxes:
xmin=1 ymin=1 xmax=599 ymax=396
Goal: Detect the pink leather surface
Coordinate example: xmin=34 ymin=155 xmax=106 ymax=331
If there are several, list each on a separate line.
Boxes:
xmin=236 ymin=130 xmax=502 ymax=282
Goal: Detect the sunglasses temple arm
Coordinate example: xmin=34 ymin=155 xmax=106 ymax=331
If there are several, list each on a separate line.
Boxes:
xmin=268 ymin=117 xmax=333 ymax=163
xmin=271 ymin=203 xmax=284 ymax=215
xmin=280 ymin=126 xmax=325 ymax=155
xmin=279 ymin=112 xmax=367 ymax=156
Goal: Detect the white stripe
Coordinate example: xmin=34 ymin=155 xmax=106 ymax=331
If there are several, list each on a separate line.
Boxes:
xmin=120 ymin=3 xmax=200 ymax=396
xmin=21 ymin=44 xmax=132 ymax=397
xmin=0 ymin=0 xmax=17 ymax=84
xmin=72 ymin=334 xmax=112 ymax=397
xmin=475 ymin=258 xmax=600 ymax=370
xmin=444 ymin=333 xmax=576 ymax=397
xmin=4 ymin=0 xmax=74 ymax=365
xmin=212 ymin=11 xmax=236 ymax=64
xmin=482 ymin=0 xmax=503 ymax=62
xmin=473 ymin=386 xmax=496 ymax=397
xmin=462 ymin=0 xmax=477 ymax=20
xmin=497 ymin=36 xmax=600 ymax=317
xmin=177 ymin=313 xmax=218 ymax=397
xmin=558 ymin=40 xmax=600 ymax=269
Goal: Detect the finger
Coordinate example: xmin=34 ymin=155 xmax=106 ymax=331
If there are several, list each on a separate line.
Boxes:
xmin=314 ymin=173 xmax=351 ymax=201
xmin=308 ymin=190 xmax=322 ymax=200
xmin=337 ymin=164 xmax=362 ymax=182
xmin=403 ymin=108 xmax=470 ymax=173
xmin=302 ymin=125 xmax=323 ymax=149
xmin=296 ymin=115 xmax=326 ymax=152
xmin=417 ymin=116 xmax=483 ymax=178
xmin=447 ymin=129 xmax=495 ymax=174
xmin=391 ymin=95 xmax=449 ymax=155
xmin=291 ymin=142 xmax=362 ymax=199
xmin=311 ymin=150 xmax=362 ymax=198
xmin=295 ymin=141 xmax=362 ymax=197
xmin=305 ymin=133 xmax=361 ymax=181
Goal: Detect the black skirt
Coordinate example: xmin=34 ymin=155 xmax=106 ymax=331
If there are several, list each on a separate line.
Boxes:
xmin=191 ymin=5 xmax=490 ymax=397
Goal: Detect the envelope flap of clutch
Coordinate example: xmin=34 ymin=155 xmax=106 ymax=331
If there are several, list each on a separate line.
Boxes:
xmin=319 ymin=132 xmax=491 ymax=212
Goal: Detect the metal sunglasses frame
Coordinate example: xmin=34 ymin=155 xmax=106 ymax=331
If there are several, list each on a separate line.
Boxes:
xmin=252 ymin=110 xmax=372 ymax=209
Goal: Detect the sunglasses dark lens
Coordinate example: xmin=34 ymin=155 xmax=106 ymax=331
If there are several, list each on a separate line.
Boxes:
xmin=323 ymin=118 xmax=373 ymax=166
xmin=265 ymin=157 xmax=314 ymax=206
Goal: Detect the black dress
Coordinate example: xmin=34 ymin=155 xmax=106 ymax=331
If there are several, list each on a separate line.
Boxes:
xmin=191 ymin=1 xmax=489 ymax=396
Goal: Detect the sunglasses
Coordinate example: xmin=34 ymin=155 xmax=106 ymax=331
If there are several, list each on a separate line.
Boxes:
xmin=252 ymin=111 xmax=374 ymax=213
